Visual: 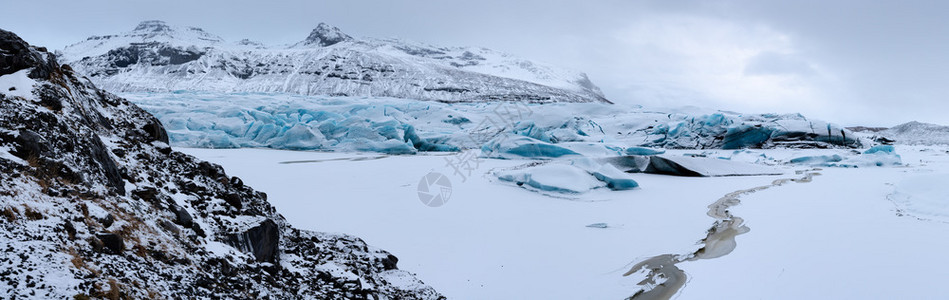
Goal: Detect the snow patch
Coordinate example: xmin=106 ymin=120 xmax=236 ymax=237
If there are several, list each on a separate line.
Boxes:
xmin=0 ymin=69 xmax=37 ymax=99
xmin=889 ymin=174 xmax=949 ymax=222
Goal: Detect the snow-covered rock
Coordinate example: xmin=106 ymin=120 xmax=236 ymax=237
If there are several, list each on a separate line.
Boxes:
xmin=60 ymin=20 xmax=608 ymax=104
xmin=0 ymin=29 xmax=440 ymax=299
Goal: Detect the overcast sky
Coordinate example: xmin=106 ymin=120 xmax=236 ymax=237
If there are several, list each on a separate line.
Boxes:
xmin=3 ymin=0 xmax=947 ymax=126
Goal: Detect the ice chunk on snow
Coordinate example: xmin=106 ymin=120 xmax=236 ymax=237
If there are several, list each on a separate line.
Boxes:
xmin=589 ymin=164 xmax=639 ymax=190
xmin=838 ymin=151 xmax=902 ymax=167
xmin=790 ymin=147 xmax=901 ymax=168
xmin=558 ymin=142 xmax=626 ymax=157
xmin=497 ymin=164 xmax=605 ymax=193
xmin=789 ymin=154 xmax=844 ymax=165
xmin=481 ymin=136 xmax=580 ymax=159
xmin=864 ymin=145 xmax=895 ymax=155
xmin=625 ymin=147 xmax=665 ymax=156
xmin=567 ymin=158 xmax=639 ymax=190
xmin=889 ymin=174 xmax=949 ymax=223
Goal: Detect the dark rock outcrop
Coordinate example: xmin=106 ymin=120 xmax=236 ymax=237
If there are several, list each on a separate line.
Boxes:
xmin=94 ymin=233 xmax=124 ymax=255
xmin=302 ymin=23 xmax=353 ymax=47
xmin=225 ymin=219 xmax=280 ymax=264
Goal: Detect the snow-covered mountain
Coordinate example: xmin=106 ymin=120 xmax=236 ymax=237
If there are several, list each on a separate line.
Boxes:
xmin=0 ymin=28 xmax=440 ymax=298
xmin=60 ymin=20 xmax=608 ymax=103
xmin=880 ymin=121 xmax=949 ymax=145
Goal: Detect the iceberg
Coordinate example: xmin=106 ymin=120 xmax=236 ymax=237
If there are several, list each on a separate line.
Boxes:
xmin=590 ymin=164 xmax=640 ymax=190
xmin=495 ymin=158 xmax=639 ymax=194
xmin=481 ymin=136 xmax=580 ymax=160
xmin=497 ymin=164 xmax=605 ymax=194
xmin=789 ymin=146 xmax=901 ymax=168
xmin=625 ymin=147 xmax=665 ymax=156
xmin=864 ymin=145 xmax=895 ymax=155
xmin=568 ymin=158 xmax=640 ymax=190
xmin=789 ymin=155 xmax=844 ymax=165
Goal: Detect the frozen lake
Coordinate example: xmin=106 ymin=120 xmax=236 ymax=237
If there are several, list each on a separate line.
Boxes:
xmin=181 ymin=146 xmax=949 ymax=299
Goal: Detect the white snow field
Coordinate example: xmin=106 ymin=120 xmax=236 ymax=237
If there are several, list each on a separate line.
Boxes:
xmin=180 ymin=145 xmax=949 ymax=299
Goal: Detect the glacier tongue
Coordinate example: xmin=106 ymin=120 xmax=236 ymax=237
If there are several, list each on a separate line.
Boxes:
xmin=125 ymin=92 xmax=864 ymax=154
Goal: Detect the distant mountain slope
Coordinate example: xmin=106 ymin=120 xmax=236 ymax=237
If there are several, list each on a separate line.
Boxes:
xmin=881 ymin=121 xmax=949 ymax=145
xmin=60 ymin=20 xmax=609 ymax=103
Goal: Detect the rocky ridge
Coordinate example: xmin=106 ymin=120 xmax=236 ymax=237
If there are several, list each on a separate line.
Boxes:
xmin=0 ymin=28 xmax=441 ymax=299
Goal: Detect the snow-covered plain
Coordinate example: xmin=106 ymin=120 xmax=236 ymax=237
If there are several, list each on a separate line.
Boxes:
xmin=180 ymin=145 xmax=949 ymax=299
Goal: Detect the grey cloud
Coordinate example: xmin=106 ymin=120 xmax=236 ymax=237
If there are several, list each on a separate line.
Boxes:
xmin=744 ymin=52 xmax=816 ymax=77
xmin=1 ymin=0 xmax=947 ymax=126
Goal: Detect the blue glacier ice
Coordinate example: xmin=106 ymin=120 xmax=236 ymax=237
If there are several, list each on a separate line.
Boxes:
xmin=129 ymin=92 xmax=462 ymax=153
xmin=643 ymin=112 xmax=862 ymax=149
xmin=496 ymin=164 xmax=606 ymax=194
xmin=789 ymin=154 xmax=844 ymax=165
xmin=124 ymin=92 xmax=864 ymax=154
xmin=625 ymin=147 xmax=665 ymax=156
xmin=723 ymin=125 xmax=774 ymax=149
xmin=864 ymin=145 xmax=895 ymax=154
xmin=481 ymin=136 xmax=581 ymax=159
xmin=790 ymin=148 xmax=901 ymax=168
xmin=590 ymin=164 xmax=639 ymax=190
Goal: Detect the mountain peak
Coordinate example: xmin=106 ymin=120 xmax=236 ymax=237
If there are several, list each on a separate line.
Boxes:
xmin=134 ymin=20 xmax=172 ymax=32
xmin=303 ymin=22 xmax=351 ymax=47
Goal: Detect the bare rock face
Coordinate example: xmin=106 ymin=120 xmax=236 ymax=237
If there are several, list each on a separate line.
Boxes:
xmin=0 ymin=28 xmax=442 ymax=299
xmin=224 ymin=219 xmax=280 ymax=264
xmin=303 ymin=23 xmax=353 ymax=47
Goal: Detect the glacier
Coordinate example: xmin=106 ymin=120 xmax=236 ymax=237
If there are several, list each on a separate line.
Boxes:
xmin=124 ymin=92 xmax=865 ymax=155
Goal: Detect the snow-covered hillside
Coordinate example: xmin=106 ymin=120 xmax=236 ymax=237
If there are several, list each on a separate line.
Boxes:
xmin=59 ymin=20 xmax=608 ymax=104
xmin=0 ymin=28 xmax=440 ymax=299
xmin=881 ymin=121 xmax=949 ymax=145
xmin=123 ymin=92 xmax=863 ymax=154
